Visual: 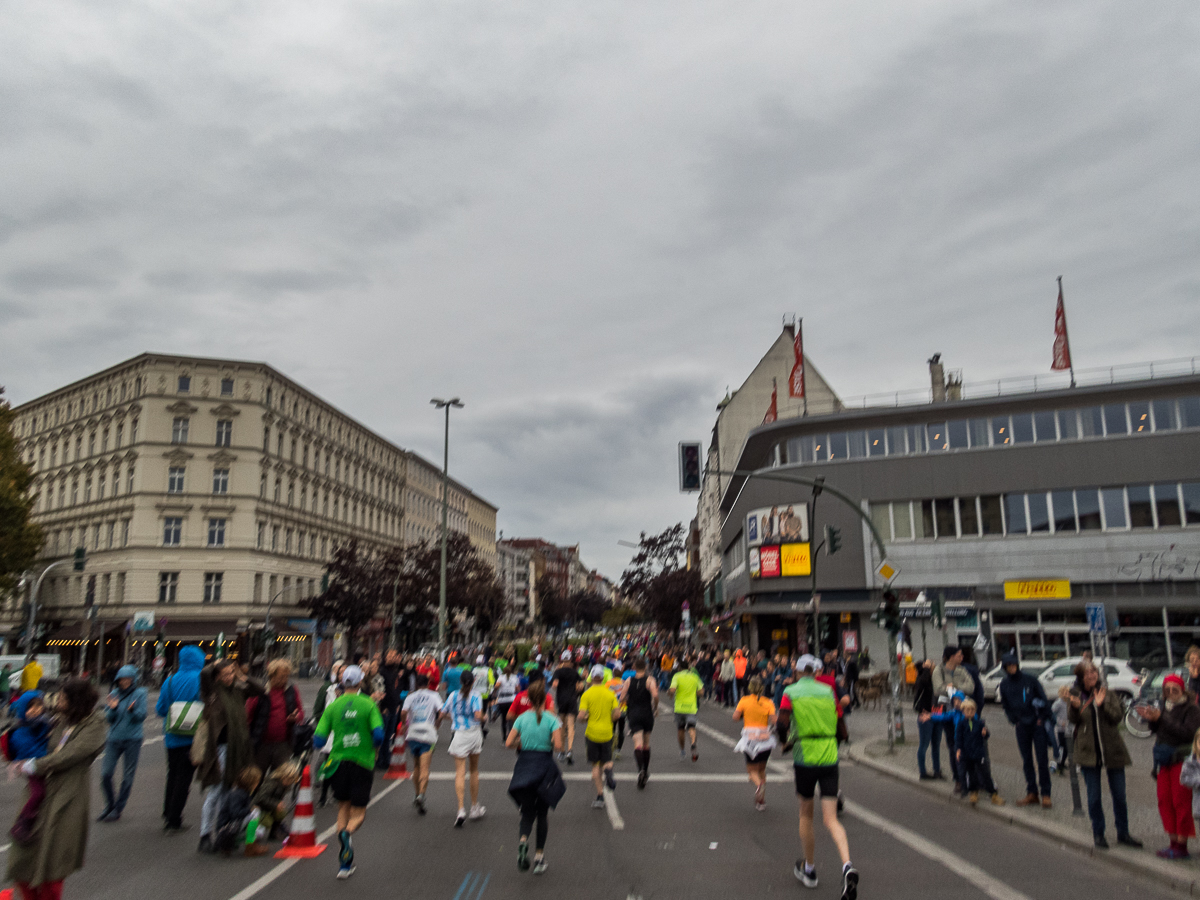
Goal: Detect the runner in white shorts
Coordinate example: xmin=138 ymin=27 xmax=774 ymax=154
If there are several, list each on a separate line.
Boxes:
xmin=444 ymin=670 xmax=486 ymax=827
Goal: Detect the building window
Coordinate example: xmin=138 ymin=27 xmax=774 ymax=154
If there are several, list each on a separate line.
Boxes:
xmin=285 ymin=528 xmax=293 ymax=554
xmin=220 ymin=378 xmax=234 ymax=396
xmin=97 ymin=473 xmax=105 ymax=499
xmin=168 ymin=467 xmax=185 ymax=493
xmin=127 ymin=465 xmax=135 ymax=494
xmin=106 ymin=521 xmax=115 ymax=549
xmin=263 ymin=427 xmax=270 ymax=452
xmin=203 ymin=572 xmax=223 ymax=603
xmin=83 ymin=476 xmax=92 ymax=503
xmin=178 ymin=375 xmax=191 ymax=393
xmin=274 ymin=478 xmax=282 ymax=502
xmin=158 ymin=571 xmax=179 ymax=604
xmin=208 ymin=518 xmax=226 ymax=547
xmin=121 ymin=519 xmax=130 ymax=546
xmin=130 ymin=418 xmax=138 ymax=443
xmin=287 ymin=481 xmax=294 ymax=506
xmin=172 ymin=417 xmax=189 ymax=444
xmin=163 ymin=517 xmax=182 ymax=546
xmin=271 ymin=526 xmax=280 ymax=551
xmin=213 ymin=468 xmax=229 ymax=494
xmin=257 ymin=522 xmax=265 ymax=549
xmin=70 ymin=480 xmax=78 ymax=505
xmin=216 ymin=420 xmax=232 ymax=447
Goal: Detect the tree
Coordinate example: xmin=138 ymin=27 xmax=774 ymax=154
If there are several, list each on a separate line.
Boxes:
xmin=601 ymin=603 xmax=645 ymax=628
xmin=567 ymin=589 xmax=607 ymax=627
xmin=307 ymin=540 xmax=385 ymax=656
xmin=400 ymin=534 xmax=505 ymax=638
xmin=620 ymin=523 xmax=702 ymax=632
xmin=536 ymin=578 xmax=568 ymax=630
xmin=0 ymin=387 xmax=42 ymax=595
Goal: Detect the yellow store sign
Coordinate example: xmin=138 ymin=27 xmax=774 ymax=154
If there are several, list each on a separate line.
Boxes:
xmin=1003 ymin=579 xmax=1071 ymax=600
xmin=780 ymin=542 xmax=812 ymax=577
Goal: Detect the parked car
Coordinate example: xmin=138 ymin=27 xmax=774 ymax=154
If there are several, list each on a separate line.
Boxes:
xmin=981 ymin=660 xmax=1051 ymax=703
xmin=1038 ymin=656 xmax=1142 ymax=707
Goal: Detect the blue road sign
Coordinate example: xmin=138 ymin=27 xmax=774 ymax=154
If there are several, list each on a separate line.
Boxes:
xmin=1086 ymin=602 xmax=1107 ymax=635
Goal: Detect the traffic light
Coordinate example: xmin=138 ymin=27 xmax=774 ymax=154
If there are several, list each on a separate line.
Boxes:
xmin=824 ymin=525 xmax=842 ymax=556
xmin=678 ymin=442 xmax=702 ymax=492
xmin=73 ymin=546 xmax=86 ymax=572
xmin=872 ymin=590 xmax=902 ymax=635
xmin=818 ymin=614 xmax=831 ymax=646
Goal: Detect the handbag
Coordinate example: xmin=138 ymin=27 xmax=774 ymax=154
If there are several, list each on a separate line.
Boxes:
xmin=189 ymin=716 xmax=209 ymax=767
xmin=167 ymin=701 xmax=203 ymax=737
xmin=1153 ymin=743 xmax=1185 ymax=767
xmin=537 ymin=760 xmax=566 ymax=809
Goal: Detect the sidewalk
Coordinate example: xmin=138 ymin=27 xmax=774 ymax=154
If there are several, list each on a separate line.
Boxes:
xmin=841 ymin=703 xmax=1200 ymax=894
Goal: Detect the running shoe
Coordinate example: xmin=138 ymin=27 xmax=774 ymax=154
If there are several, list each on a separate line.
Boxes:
xmin=605 ymin=769 xmax=617 ymax=791
xmin=794 ymin=861 xmax=818 ymax=888
xmin=691 ymin=745 xmax=698 ymax=762
xmin=841 ymin=866 xmax=859 ymax=900
xmin=755 ymin=801 xmax=766 ymax=812
xmin=565 ymin=751 xmax=574 ymax=766
xmin=337 ymin=866 xmax=356 ymax=880
xmin=637 ymin=770 xmax=647 ymax=790
xmin=469 ymin=804 xmax=486 ymax=821
xmin=532 ymin=858 xmax=548 ymax=875
xmin=518 ymin=841 xmax=530 ymax=871
xmin=416 ymin=793 xmax=427 ymax=815
xmin=455 ymin=809 xmax=467 ymax=828
xmin=592 ymin=796 xmax=606 ymax=809
xmin=754 ymin=784 xmax=765 ymax=806
xmin=337 ymin=829 xmax=353 ymax=867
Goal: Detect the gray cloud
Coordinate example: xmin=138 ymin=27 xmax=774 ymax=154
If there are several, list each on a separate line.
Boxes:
xmin=1 ymin=0 xmax=1198 ymax=577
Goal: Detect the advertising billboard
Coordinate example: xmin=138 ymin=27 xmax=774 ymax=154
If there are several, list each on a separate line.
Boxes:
xmin=746 ymin=504 xmax=809 ymax=547
xmin=750 ymin=542 xmax=810 ymax=579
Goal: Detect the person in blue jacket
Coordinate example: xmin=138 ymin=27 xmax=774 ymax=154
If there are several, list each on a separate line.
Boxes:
xmin=156 ymin=645 xmax=205 ymax=833
xmin=99 ymin=664 xmax=148 ymax=822
xmin=998 ymin=650 xmax=1052 ymax=807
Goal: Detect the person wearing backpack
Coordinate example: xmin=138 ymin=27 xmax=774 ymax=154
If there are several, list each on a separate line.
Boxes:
xmin=156 ymin=645 xmax=205 ymax=834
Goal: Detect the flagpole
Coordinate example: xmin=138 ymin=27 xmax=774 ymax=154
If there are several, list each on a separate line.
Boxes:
xmin=1058 ymin=276 xmax=1075 ymax=388
xmin=800 ymin=318 xmax=808 ymax=417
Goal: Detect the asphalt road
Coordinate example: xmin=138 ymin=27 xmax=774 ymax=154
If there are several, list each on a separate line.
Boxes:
xmin=0 ymin=685 xmax=1179 ymax=900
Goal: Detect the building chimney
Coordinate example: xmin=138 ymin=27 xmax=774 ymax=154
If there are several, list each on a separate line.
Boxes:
xmin=928 ymin=353 xmax=946 ymax=403
xmin=946 ymin=370 xmax=963 ymax=401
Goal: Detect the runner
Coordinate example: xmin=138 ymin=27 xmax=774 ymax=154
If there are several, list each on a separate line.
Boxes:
xmin=733 ymin=675 xmax=777 ymax=810
xmin=550 ymin=651 xmax=582 ymax=765
xmin=470 ymin=655 xmax=494 ymax=740
xmin=577 ymin=665 xmax=620 ymax=809
xmin=669 ymin=656 xmax=704 ymax=761
xmin=776 ymin=655 xmax=857 ymax=900
xmin=506 ymin=680 xmax=564 ymax=876
xmin=606 ymin=663 xmax=628 ymax=761
xmin=444 ymin=670 xmax=486 ymax=827
xmin=312 ymin=665 xmax=385 ymax=880
xmin=401 ymin=673 xmax=443 ymax=815
xmin=625 ymin=656 xmax=659 ymax=789
xmin=494 ymin=663 xmax=520 ymax=742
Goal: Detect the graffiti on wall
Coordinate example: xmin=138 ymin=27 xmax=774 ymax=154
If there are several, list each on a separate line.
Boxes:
xmin=1116 ymin=546 xmax=1200 ymax=582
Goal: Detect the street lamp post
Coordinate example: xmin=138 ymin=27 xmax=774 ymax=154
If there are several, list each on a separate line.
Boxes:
xmin=431 ymin=397 xmax=463 ymax=650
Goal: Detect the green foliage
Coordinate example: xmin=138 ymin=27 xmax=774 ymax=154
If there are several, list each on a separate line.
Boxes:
xmin=601 ymin=603 xmax=644 ymax=628
xmin=619 ymin=523 xmax=702 ymax=632
xmin=0 ymin=387 xmax=43 ymax=595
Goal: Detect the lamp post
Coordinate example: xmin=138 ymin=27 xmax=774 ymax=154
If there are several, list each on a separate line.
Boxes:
xmin=431 ymin=397 xmax=463 ymax=650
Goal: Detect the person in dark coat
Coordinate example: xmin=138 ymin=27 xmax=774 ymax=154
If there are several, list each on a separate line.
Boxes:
xmin=1067 ymin=661 xmax=1140 ymax=849
xmin=954 ymin=699 xmax=1003 ymax=805
xmin=998 ymin=650 xmax=1052 ymax=807
xmin=1137 ymin=673 xmax=1200 ymax=859
xmin=6 ymin=679 xmax=106 ymax=899
xmin=913 ymin=660 xmax=943 ymax=780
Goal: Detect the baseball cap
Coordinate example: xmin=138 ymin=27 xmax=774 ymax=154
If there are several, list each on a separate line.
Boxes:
xmin=476 ymin=654 xmax=485 ymax=664
xmin=590 ymin=664 xmax=606 ymax=679
xmin=562 ymin=650 xmax=571 ymax=661
xmin=796 ymin=654 xmax=822 ymax=673
xmin=341 ymin=665 xmax=365 ymax=687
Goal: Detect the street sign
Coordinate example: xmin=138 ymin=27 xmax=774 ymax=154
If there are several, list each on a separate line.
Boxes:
xmin=875 ymin=560 xmax=899 ymax=582
xmin=132 ymin=610 xmax=155 ymax=632
xmin=842 ymin=630 xmax=859 ymax=653
xmin=1086 ymin=603 xmax=1107 ymax=634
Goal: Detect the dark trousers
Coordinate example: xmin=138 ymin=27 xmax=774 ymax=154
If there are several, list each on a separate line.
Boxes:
xmin=939 ymin=720 xmax=959 ymax=785
xmin=101 ymin=738 xmax=142 ymax=814
xmin=1015 ymin=722 xmax=1052 ymax=798
xmin=1080 ymin=766 xmax=1129 ymax=840
xmin=496 ymin=702 xmax=513 ymax=741
xmin=962 ymin=757 xmax=997 ymax=794
xmin=516 ymin=789 xmax=550 ymax=851
xmin=163 ymin=745 xmax=195 ymax=828
xmin=917 ymin=719 xmax=941 ymax=777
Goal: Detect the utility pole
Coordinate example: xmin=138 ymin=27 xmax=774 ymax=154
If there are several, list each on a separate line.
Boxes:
xmin=431 ymin=397 xmax=463 ymax=650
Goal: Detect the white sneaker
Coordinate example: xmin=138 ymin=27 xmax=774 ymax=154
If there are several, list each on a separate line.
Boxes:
xmin=794 ymin=861 xmax=818 ymax=888
xmin=455 ymin=809 xmax=467 ymax=828
xmin=337 ymin=866 xmax=356 ymax=880
xmin=469 ymin=804 xmax=486 ymax=821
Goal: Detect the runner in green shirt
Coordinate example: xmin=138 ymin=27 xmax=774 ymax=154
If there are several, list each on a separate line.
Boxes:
xmin=314 ymin=665 xmax=384 ymax=881
xmin=669 ymin=658 xmax=705 ymax=761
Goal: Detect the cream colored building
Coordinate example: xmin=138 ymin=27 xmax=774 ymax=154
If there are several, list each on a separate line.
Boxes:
xmin=7 ymin=353 xmax=496 ymax=663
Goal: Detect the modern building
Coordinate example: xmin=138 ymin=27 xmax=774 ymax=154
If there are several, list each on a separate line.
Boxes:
xmin=497 ymin=540 xmax=537 ymax=623
xmin=6 ymin=353 xmax=497 ymax=668
xmin=718 ymin=356 xmax=1200 ymax=671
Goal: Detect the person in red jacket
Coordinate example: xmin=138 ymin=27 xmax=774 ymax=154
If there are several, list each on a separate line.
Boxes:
xmin=417 ymin=656 xmax=441 ymax=692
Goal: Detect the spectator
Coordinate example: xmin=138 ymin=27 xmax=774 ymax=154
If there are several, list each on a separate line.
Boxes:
xmin=250 ymin=659 xmax=303 ymax=773
xmin=718 ymin=651 xmax=736 ymax=708
xmin=1051 ymin=688 xmax=1071 ymax=770
xmin=1186 ymin=646 xmax=1200 ymax=698
xmin=998 ymin=650 xmax=1052 ymax=808
xmin=1137 ymin=673 xmax=1200 ymax=859
xmin=6 ymin=678 xmax=106 ymax=900
xmin=913 ymin=660 xmax=943 ymax=781
xmin=954 ymin=698 xmax=1003 ymax=806
xmin=844 ymin=653 xmax=860 ymax=710
xmin=157 ymin=645 xmax=205 ymax=833
xmin=931 ymin=646 xmax=975 ymax=699
xmin=19 ymin=657 xmax=43 ymax=694
xmin=98 ymin=664 xmax=147 ymax=823
xmin=1067 ymin=661 xmax=1141 ymax=849
xmin=733 ymin=649 xmax=749 ymax=701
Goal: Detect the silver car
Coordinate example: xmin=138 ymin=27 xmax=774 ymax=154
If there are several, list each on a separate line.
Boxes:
xmin=981 ymin=661 xmax=1050 ymax=703
xmin=1038 ymin=656 xmax=1143 ymax=707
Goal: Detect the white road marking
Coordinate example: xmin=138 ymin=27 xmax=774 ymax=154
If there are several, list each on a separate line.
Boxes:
xmin=0 ymin=842 xmax=9 ymax=854
xmin=423 ymin=771 xmax=788 ymax=783
xmin=603 ymin=787 xmax=624 ymax=831
xmin=696 ymin=721 xmax=1033 ymax=900
xmin=224 ymin=776 xmax=405 ymax=900
xmin=144 ymin=736 xmax=163 ymax=745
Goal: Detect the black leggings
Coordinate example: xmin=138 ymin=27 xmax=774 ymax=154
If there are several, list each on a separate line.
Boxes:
xmin=496 ymin=702 xmax=513 ymax=741
xmin=517 ymin=790 xmax=550 ymax=851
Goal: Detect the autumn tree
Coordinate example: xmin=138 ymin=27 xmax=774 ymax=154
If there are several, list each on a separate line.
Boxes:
xmin=399 ymin=533 xmax=505 ymax=638
xmin=0 ymin=387 xmax=42 ymax=595
xmin=307 ymin=540 xmax=385 ymax=656
xmin=620 ymin=523 xmax=702 ymax=632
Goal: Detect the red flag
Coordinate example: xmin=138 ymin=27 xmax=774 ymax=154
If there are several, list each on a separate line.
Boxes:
xmin=763 ymin=379 xmax=778 ymax=425
xmin=1051 ymin=277 xmax=1073 ymax=372
xmin=789 ymin=321 xmax=805 ymax=398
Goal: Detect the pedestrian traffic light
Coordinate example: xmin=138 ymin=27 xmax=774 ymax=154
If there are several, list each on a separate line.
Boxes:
xmin=678 ymin=442 xmax=702 ymax=492
xmin=818 ymin=614 xmax=831 ymax=645
xmin=73 ymin=546 xmax=86 ymax=572
xmin=824 ymin=525 xmax=842 ymax=556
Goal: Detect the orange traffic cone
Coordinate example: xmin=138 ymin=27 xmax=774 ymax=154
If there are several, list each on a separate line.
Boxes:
xmin=275 ymin=764 xmax=326 ymax=859
xmin=383 ymin=723 xmax=410 ymax=781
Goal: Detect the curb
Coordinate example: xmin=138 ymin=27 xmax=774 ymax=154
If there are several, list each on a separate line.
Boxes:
xmin=845 ymin=743 xmax=1200 ymax=896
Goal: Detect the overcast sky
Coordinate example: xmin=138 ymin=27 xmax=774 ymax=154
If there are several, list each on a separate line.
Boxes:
xmin=3 ymin=1 xmax=1199 ymax=580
